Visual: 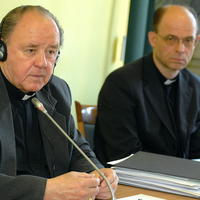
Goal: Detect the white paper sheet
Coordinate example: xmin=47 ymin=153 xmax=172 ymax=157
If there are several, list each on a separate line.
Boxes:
xmin=107 ymin=154 xmax=134 ymax=165
xmin=118 ymin=194 xmax=166 ymax=200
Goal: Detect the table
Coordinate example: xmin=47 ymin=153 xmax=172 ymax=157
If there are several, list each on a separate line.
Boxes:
xmin=113 ymin=184 xmax=197 ymax=199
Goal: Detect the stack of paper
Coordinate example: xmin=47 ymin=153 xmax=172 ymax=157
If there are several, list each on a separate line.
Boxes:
xmin=112 ymin=151 xmax=200 ymax=198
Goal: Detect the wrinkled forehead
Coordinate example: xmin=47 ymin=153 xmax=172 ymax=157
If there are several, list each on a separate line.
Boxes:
xmin=7 ymin=11 xmax=60 ymax=44
xmin=15 ymin=10 xmax=58 ymax=32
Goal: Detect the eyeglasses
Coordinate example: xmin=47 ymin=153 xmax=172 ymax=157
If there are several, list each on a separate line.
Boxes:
xmin=156 ymin=34 xmax=197 ymax=48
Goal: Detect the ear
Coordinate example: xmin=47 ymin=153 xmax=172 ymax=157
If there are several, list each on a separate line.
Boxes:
xmin=195 ymin=34 xmax=200 ymax=46
xmin=196 ymin=34 xmax=200 ymax=40
xmin=54 ymin=51 xmax=60 ymax=67
xmin=148 ymin=31 xmax=157 ymax=48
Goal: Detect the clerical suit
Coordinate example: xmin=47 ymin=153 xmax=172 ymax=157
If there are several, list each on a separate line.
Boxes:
xmin=94 ymin=53 xmax=200 ymax=165
xmin=0 ymin=72 xmax=103 ymax=200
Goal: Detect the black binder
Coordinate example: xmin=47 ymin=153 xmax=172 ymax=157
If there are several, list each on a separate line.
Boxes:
xmin=115 ymin=151 xmax=200 ymax=180
xmin=113 ymin=151 xmax=200 ymax=198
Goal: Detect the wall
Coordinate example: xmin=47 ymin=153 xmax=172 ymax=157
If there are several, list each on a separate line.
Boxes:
xmin=0 ymin=0 xmax=130 ymax=120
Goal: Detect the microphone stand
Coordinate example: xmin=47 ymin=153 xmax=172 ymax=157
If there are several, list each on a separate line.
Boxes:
xmin=31 ymin=97 xmax=116 ymax=200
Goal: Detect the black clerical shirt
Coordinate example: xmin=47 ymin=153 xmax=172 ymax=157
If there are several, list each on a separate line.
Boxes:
xmin=155 ymin=68 xmax=184 ymax=157
xmin=1 ymin=71 xmax=50 ymax=178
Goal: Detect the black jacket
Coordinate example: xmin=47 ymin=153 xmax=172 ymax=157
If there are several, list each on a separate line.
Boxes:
xmin=94 ymin=53 xmax=200 ymax=165
xmin=0 ymin=73 xmax=103 ymax=200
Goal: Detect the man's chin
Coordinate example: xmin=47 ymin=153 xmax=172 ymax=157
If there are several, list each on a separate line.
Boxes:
xmin=170 ymin=63 xmax=187 ymax=70
xmin=22 ymin=85 xmax=44 ymax=93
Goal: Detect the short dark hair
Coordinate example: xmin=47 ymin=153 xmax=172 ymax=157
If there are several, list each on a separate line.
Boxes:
xmin=152 ymin=5 xmax=199 ymax=33
xmin=0 ymin=5 xmax=64 ymax=46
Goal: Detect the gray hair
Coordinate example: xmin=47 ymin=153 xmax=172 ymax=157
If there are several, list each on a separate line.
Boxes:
xmin=0 ymin=5 xmax=64 ymax=46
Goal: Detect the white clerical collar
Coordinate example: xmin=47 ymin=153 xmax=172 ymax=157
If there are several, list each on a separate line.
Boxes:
xmin=21 ymin=93 xmax=35 ymax=101
xmin=164 ymin=79 xmax=176 ymax=85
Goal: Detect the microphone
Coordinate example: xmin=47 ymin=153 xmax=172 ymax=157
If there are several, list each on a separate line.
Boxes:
xmin=31 ymin=97 xmax=116 ymax=200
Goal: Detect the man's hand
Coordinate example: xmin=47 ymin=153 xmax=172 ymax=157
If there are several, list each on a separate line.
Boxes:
xmin=44 ymin=171 xmax=100 ymax=200
xmin=91 ymin=168 xmax=119 ymax=199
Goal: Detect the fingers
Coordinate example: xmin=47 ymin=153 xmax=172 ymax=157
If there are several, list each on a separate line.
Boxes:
xmin=91 ymin=168 xmax=119 ymax=199
xmin=95 ymin=168 xmax=118 ymax=187
xmin=44 ymin=171 xmax=101 ymax=200
xmin=72 ymin=171 xmax=97 ymax=178
xmin=95 ymin=178 xmax=118 ymax=200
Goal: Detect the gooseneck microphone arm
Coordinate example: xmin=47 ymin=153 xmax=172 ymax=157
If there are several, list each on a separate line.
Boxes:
xmin=31 ymin=97 xmax=116 ymax=200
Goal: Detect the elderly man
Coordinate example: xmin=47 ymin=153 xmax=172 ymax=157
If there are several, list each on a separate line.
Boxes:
xmin=0 ymin=5 xmax=118 ymax=200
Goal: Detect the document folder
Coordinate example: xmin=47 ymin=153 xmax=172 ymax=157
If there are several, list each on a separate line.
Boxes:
xmin=113 ymin=151 xmax=200 ymax=198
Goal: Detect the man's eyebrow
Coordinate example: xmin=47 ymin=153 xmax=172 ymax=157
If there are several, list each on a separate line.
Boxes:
xmin=48 ymin=44 xmax=59 ymax=49
xmin=22 ymin=44 xmax=59 ymax=48
xmin=21 ymin=43 xmax=40 ymax=48
xmin=164 ymin=34 xmax=195 ymax=40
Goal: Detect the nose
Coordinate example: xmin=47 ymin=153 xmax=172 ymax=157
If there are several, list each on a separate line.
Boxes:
xmin=34 ymin=51 xmax=48 ymax=67
xmin=175 ymin=40 xmax=186 ymax=52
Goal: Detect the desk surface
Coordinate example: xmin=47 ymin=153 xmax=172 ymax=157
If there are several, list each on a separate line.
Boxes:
xmin=114 ymin=184 xmax=196 ymax=200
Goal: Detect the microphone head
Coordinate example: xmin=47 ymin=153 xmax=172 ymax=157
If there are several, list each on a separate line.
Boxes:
xmin=31 ymin=97 xmax=47 ymax=113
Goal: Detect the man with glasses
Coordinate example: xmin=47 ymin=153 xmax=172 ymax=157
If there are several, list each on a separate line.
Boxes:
xmin=94 ymin=4 xmax=200 ymax=165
